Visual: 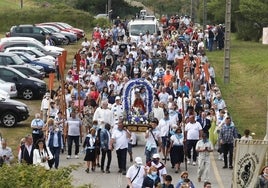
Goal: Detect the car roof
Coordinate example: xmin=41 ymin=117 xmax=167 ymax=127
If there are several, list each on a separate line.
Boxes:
xmin=0 ymin=52 xmax=17 ymax=57
xmin=0 ymin=37 xmax=38 ymax=42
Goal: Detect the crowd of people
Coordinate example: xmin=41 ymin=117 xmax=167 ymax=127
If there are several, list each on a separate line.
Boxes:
xmin=0 ymin=14 xmax=265 ymax=188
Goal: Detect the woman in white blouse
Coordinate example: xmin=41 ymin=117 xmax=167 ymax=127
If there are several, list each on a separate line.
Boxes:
xmin=169 ymin=127 xmax=184 ymax=173
xmin=33 ymin=139 xmax=53 ymax=170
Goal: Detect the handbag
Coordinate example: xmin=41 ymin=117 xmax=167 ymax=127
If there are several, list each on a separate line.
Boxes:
xmin=126 ymin=166 xmax=141 ymax=188
xmin=150 ymin=130 xmax=159 ymax=147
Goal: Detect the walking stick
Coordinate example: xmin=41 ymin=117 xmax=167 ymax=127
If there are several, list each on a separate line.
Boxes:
xmin=181 ymin=92 xmax=188 ymax=171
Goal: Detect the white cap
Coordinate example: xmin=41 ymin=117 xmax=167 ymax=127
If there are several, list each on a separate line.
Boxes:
xmin=152 ymin=153 xmax=160 ymax=159
xmin=135 ymin=157 xmax=143 ymax=164
xmin=45 ymin=92 xmax=50 ymax=97
xmin=115 ymin=96 xmax=121 ymax=100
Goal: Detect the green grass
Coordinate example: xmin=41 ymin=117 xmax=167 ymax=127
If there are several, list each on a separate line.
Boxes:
xmin=208 ymin=36 xmax=268 ymax=139
xmin=0 ymin=0 xmax=35 ymax=10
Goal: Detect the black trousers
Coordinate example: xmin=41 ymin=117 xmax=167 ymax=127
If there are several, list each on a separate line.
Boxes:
xmin=116 ymin=148 xmax=127 ymax=171
xmin=67 ymin=135 xmax=79 ymax=156
xmin=186 ymin=140 xmax=198 ymax=162
xmin=222 ymin=143 xmax=234 ymax=167
xmin=101 ymin=149 xmax=112 ymax=171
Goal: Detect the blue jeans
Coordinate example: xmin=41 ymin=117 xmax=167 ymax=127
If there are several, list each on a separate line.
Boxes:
xmin=208 ymin=38 xmax=214 ymax=51
xmin=145 ymin=147 xmax=157 ymax=163
xmin=49 ymin=146 xmax=61 ymax=168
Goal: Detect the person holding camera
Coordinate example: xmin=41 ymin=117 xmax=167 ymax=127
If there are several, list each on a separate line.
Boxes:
xmin=0 ymin=139 xmax=14 ymax=166
xmin=195 ymin=133 xmax=213 ymax=182
xmin=33 ymin=139 xmax=53 ymax=170
xmin=144 ymin=118 xmax=161 ymax=163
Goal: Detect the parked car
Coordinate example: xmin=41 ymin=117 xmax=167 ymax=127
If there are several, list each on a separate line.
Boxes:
xmin=9 ymin=64 xmax=45 ymax=80
xmin=39 ymin=22 xmax=85 ymax=40
xmin=0 ymin=78 xmax=17 ymax=98
xmin=0 ymin=89 xmax=11 ymax=99
xmin=11 ymin=51 xmax=55 ymax=75
xmin=37 ymin=25 xmax=77 ymax=44
xmin=0 ymin=37 xmax=61 ymax=58
xmin=4 ymin=46 xmax=55 ymax=62
xmin=0 ymin=52 xmax=43 ymax=72
xmin=0 ymin=97 xmax=29 ymax=127
xmin=0 ymin=66 xmax=46 ymax=100
xmin=6 ymin=24 xmax=68 ymax=46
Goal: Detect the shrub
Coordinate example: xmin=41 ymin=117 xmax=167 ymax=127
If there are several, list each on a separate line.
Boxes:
xmin=0 ymin=163 xmax=73 ymax=188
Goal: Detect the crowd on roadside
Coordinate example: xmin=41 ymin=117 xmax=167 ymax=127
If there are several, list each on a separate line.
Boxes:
xmin=0 ymin=14 xmax=265 ymax=188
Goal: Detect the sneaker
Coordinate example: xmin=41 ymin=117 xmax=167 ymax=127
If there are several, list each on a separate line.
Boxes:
xmin=85 ymin=168 xmax=89 ymax=173
xmin=75 ymin=155 xmax=79 ymax=159
xmin=192 ymin=162 xmax=196 ymax=166
xmin=187 ymin=160 xmax=191 ymax=164
xmin=229 ymin=166 xmax=233 ymax=169
xmin=122 ymin=171 xmax=126 ymax=175
xmin=222 ymin=166 xmax=228 ymax=169
xmin=66 ymin=155 xmax=71 ymax=159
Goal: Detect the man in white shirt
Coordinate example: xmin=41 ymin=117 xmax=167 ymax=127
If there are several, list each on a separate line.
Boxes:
xmin=110 ymin=119 xmax=131 ymax=175
xmin=65 ymin=111 xmax=83 ymax=159
xmin=126 ymin=157 xmax=146 ymax=188
xmin=196 ymin=133 xmax=213 ymax=182
xmin=158 ymin=110 xmax=172 ymax=161
xmin=184 ymin=115 xmax=203 ymax=166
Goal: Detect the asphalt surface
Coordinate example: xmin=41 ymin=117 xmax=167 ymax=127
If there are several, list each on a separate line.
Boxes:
xmin=59 ymin=136 xmax=233 ymax=188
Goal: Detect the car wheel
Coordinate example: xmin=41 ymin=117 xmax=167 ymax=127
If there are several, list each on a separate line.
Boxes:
xmin=22 ymin=88 xmax=34 ymax=100
xmin=1 ymin=112 xmax=17 ymax=127
xmin=64 ymin=37 xmax=70 ymax=45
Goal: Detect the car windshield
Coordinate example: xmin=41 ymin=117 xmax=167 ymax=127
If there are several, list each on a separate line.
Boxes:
xmin=42 ymin=27 xmax=53 ymax=34
xmin=57 ymin=22 xmax=72 ymax=29
xmin=28 ymin=48 xmax=46 ymax=57
xmin=130 ymin=24 xmax=156 ymax=36
xmin=12 ymin=68 xmax=29 ymax=78
xmin=20 ymin=53 xmax=35 ymax=61
xmin=12 ymin=55 xmax=25 ymax=65
xmin=45 ymin=26 xmax=58 ymax=33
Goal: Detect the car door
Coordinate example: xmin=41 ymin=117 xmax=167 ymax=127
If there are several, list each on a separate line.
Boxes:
xmin=21 ymin=26 xmax=33 ymax=38
xmin=33 ymin=27 xmax=46 ymax=44
xmin=0 ymin=69 xmax=23 ymax=92
xmin=0 ymin=55 xmax=16 ymax=66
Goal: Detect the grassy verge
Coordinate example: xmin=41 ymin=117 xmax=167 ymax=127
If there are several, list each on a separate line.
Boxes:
xmin=208 ymin=36 xmax=268 ymax=139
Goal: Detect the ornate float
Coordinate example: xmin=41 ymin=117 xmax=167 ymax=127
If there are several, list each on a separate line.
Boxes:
xmin=122 ymin=78 xmax=154 ymax=132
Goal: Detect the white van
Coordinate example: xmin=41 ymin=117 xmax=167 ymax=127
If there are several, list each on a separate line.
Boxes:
xmin=127 ymin=19 xmax=160 ymax=42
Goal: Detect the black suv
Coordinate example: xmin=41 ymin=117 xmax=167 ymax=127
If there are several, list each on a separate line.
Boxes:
xmin=6 ymin=25 xmax=68 ymax=45
xmin=0 ymin=66 xmax=47 ymax=100
xmin=0 ymin=97 xmax=29 ymax=127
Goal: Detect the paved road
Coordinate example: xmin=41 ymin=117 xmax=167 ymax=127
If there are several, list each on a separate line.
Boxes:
xmin=59 ymin=137 xmax=233 ymax=188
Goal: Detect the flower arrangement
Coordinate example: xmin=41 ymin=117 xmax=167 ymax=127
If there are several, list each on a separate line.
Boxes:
xmin=123 ymin=107 xmax=148 ymax=125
